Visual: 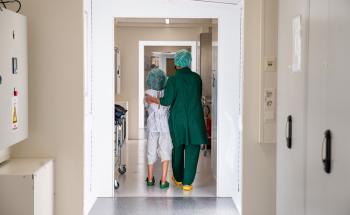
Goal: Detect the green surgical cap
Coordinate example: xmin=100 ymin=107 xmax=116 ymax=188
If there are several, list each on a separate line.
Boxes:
xmin=146 ymin=68 xmax=167 ymax=91
xmin=174 ymin=49 xmax=192 ymax=68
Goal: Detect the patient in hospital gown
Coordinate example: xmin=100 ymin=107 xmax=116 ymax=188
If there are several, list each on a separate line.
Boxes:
xmin=144 ymin=68 xmax=172 ymax=189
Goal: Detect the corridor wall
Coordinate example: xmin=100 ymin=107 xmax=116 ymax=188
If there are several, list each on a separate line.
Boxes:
xmin=10 ymin=1 xmax=85 ymax=215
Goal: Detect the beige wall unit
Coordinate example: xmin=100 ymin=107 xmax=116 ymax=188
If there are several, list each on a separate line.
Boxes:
xmin=0 ymin=159 xmax=54 ymax=215
xmin=0 ymin=9 xmax=28 ymax=158
xmin=258 ymin=0 xmax=278 ymax=144
xmin=242 ymin=0 xmax=277 ymax=214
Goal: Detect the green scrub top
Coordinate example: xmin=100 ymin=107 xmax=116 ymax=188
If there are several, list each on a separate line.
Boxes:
xmin=160 ymin=67 xmax=208 ymax=147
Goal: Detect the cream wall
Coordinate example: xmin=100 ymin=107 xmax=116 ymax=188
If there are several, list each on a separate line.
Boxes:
xmin=242 ymin=0 xmax=277 ymax=214
xmin=9 ymin=1 xmax=85 ymax=215
xmin=115 ymin=26 xmax=203 ymax=139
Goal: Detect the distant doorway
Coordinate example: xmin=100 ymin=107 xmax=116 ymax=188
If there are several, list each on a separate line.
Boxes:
xmin=138 ymin=41 xmax=197 ymax=129
xmin=166 ymin=58 xmax=175 ymax=76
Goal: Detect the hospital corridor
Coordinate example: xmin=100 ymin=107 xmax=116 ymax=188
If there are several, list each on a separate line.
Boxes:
xmin=1 ymin=0 xmax=350 ymax=215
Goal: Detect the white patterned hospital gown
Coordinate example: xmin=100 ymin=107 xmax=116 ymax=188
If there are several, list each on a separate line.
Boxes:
xmin=145 ymin=89 xmax=173 ymax=165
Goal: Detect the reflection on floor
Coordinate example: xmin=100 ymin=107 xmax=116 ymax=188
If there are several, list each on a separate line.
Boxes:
xmin=89 ymin=197 xmax=238 ymax=215
xmin=115 ymin=140 xmax=216 ymax=197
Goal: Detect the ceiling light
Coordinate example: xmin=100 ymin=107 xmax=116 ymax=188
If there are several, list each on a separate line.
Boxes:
xmin=165 ymin=18 xmax=170 ymax=25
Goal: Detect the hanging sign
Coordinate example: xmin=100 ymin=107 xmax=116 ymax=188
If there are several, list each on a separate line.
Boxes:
xmin=292 ymin=15 xmax=302 ymax=72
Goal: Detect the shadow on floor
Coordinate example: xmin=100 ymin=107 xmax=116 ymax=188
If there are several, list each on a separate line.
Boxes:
xmin=89 ymin=197 xmax=239 ymax=215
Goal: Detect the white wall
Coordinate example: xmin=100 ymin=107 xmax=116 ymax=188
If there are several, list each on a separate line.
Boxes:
xmin=91 ymin=0 xmax=115 ymax=199
xmin=83 ymin=0 xmax=96 ymax=213
xmin=9 ymin=1 xmax=85 ymax=215
xmin=242 ymin=0 xmax=277 ymax=214
xmin=115 ymin=26 xmax=203 ymax=139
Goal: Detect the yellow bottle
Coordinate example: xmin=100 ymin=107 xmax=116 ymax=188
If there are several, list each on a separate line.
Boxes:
xmin=13 ymin=106 xmax=17 ymax=124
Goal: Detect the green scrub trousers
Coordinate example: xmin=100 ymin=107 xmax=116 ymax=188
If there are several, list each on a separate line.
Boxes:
xmin=172 ymin=144 xmax=201 ymax=185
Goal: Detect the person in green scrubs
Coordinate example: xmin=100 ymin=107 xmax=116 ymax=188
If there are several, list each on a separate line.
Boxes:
xmin=146 ymin=49 xmax=208 ymax=191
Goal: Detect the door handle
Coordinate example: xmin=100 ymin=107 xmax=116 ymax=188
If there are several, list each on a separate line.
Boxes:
xmin=212 ymin=73 xmax=216 ymax=88
xmin=286 ymin=115 xmax=292 ymax=149
xmin=322 ymin=129 xmax=332 ymax=174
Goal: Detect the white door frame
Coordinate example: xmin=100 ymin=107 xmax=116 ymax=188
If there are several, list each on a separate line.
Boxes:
xmin=138 ymin=40 xmax=197 ymax=129
xmin=92 ymin=1 xmax=242 ymax=212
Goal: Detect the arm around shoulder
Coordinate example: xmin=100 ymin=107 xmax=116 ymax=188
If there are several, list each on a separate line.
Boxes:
xmin=160 ymin=77 xmax=175 ymax=106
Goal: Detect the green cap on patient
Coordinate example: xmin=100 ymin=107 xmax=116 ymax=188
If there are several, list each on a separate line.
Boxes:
xmin=174 ymin=49 xmax=192 ymax=68
xmin=146 ymin=68 xmax=167 ymax=91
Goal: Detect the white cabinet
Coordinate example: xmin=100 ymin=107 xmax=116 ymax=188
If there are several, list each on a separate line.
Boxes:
xmin=276 ymin=1 xmax=309 ymax=214
xmin=277 ymin=0 xmax=350 ymax=214
xmin=0 ymin=159 xmax=54 ymax=215
xmin=306 ymin=0 xmax=350 ymax=214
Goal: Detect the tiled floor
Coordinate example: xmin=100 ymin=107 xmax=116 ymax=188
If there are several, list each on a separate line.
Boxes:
xmin=114 ymin=140 xmax=216 ymax=197
xmin=89 ymin=197 xmax=239 ymax=215
xmin=89 ymin=140 xmax=238 ymax=215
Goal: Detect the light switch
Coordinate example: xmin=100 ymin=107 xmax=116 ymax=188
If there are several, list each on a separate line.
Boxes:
xmin=264 ymin=57 xmax=276 ymax=72
xmin=264 ymin=88 xmax=276 ymax=120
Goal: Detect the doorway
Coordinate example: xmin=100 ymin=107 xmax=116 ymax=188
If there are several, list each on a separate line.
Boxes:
xmin=138 ymin=41 xmax=197 ymax=132
xmin=91 ymin=0 xmax=242 ymax=212
xmin=114 ymin=18 xmax=217 ymax=197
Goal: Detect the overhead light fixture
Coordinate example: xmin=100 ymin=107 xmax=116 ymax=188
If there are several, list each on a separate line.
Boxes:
xmin=165 ymin=18 xmax=170 ymax=25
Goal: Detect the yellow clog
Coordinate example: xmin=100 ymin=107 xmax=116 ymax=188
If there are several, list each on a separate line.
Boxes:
xmin=182 ymin=185 xmax=193 ymax=191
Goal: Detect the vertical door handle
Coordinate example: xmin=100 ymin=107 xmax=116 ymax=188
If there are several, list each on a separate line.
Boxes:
xmin=286 ymin=115 xmax=292 ymax=149
xmin=322 ymin=129 xmax=332 ymax=174
xmin=212 ymin=73 xmax=216 ymax=88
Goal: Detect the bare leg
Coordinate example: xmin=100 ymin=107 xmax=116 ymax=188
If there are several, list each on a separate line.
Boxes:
xmin=147 ymin=164 xmax=154 ymax=181
xmin=161 ymin=160 xmax=169 ymax=184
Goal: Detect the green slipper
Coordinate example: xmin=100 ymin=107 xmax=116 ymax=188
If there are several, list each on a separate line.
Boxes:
xmin=146 ymin=177 xmax=155 ymax=186
xmin=160 ymin=181 xmax=170 ymax=189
